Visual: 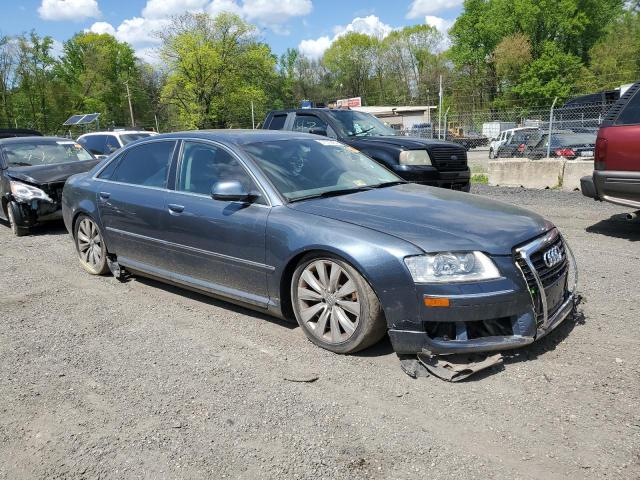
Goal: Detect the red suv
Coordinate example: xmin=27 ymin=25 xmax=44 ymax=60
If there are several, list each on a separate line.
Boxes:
xmin=581 ymin=81 xmax=640 ymax=215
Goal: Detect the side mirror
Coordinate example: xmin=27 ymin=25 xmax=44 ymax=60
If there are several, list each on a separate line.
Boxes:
xmin=211 ymin=180 xmax=254 ymax=202
xmin=309 ymin=128 xmax=327 ymax=137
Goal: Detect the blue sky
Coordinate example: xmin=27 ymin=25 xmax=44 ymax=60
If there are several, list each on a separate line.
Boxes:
xmin=2 ymin=0 xmax=464 ymax=60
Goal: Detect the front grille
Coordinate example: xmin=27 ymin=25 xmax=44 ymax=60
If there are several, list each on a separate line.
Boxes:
xmin=428 ymin=146 xmax=468 ymax=171
xmin=42 ymin=182 xmax=65 ymax=204
xmin=515 ymin=235 xmax=569 ymax=324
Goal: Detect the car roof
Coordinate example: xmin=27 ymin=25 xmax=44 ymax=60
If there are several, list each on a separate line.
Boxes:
xmin=147 ymin=129 xmax=326 ymax=145
xmin=78 ymin=130 xmax=156 ymax=137
xmin=0 ymin=136 xmax=76 ymax=145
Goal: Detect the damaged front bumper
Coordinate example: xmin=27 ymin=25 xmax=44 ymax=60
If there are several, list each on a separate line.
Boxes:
xmin=389 ymin=230 xmax=578 ymax=355
xmin=6 ymin=196 xmax=62 ymax=227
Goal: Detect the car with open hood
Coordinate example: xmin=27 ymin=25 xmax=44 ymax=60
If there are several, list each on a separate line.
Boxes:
xmin=62 ymin=130 xmax=577 ymax=355
xmin=1 ymin=136 xmax=99 ymax=236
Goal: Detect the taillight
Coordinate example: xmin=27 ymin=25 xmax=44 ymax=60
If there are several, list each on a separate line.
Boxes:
xmin=517 ymin=143 xmax=525 ymax=152
xmin=555 ymin=148 xmax=575 ymax=157
xmin=595 ymin=137 xmax=607 ymax=170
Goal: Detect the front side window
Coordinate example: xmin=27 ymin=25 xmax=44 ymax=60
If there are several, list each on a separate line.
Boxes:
xmin=111 ymin=141 xmax=175 ymax=188
xmin=177 ymin=141 xmax=257 ymax=197
xmin=243 ymin=138 xmax=401 ymax=201
xmin=616 ymin=90 xmax=640 ymax=126
xmin=2 ymin=140 xmax=93 ymax=167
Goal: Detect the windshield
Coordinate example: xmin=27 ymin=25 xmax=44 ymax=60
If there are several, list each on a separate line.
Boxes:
xmin=329 ymin=110 xmax=397 ymax=137
xmin=243 ymin=138 xmax=402 ymax=201
xmin=120 ymin=133 xmax=154 ymax=145
xmin=2 ymin=140 xmax=93 ymax=167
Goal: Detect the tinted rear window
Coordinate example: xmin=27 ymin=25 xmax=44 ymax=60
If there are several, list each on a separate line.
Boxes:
xmin=267 ymin=114 xmax=287 ymax=130
xmin=111 ymin=141 xmax=175 ymax=188
xmin=615 ymin=90 xmax=640 ymax=126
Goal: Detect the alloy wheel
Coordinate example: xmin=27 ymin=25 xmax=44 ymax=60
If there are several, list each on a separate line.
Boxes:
xmin=296 ymin=260 xmax=361 ymax=344
xmin=77 ymin=218 xmax=104 ymax=269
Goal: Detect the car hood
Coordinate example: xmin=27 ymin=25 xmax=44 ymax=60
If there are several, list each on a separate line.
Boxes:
xmin=348 ymin=136 xmax=458 ymax=150
xmin=6 ymin=159 xmax=99 ymax=185
xmin=288 ymin=184 xmax=552 ymax=256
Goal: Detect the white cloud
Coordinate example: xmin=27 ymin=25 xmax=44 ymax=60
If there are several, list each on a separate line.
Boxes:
xmin=142 ymin=0 xmax=208 ymax=19
xmin=38 ymin=0 xmax=101 ymax=21
xmin=424 ymin=15 xmax=452 ymax=34
xmin=334 ymin=15 xmax=392 ymax=39
xmin=114 ymin=17 xmax=169 ymax=45
xmin=298 ymin=15 xmax=393 ymax=60
xmin=50 ymin=39 xmax=64 ymax=58
xmin=87 ymin=21 xmax=116 ymax=36
xmin=207 ymin=0 xmax=243 ymax=17
xmin=242 ymin=0 xmax=312 ymax=26
xmin=406 ymin=0 xmax=463 ymax=18
xmin=298 ymin=36 xmax=332 ymax=59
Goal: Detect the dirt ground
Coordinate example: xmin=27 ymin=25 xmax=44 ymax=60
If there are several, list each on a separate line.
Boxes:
xmin=0 ymin=185 xmax=638 ymax=480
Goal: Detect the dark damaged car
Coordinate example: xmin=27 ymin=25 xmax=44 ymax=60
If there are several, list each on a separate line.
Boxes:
xmin=62 ymin=131 xmax=578 ymax=356
xmin=0 ymin=136 xmax=98 ymax=236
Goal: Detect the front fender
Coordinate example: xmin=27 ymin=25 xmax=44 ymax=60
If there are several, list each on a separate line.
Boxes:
xmin=265 ymin=206 xmax=423 ymax=328
xmin=62 ymin=173 xmax=100 ymax=235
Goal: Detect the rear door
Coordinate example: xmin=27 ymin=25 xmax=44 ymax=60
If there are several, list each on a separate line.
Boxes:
xmin=96 ymin=140 xmax=177 ymax=271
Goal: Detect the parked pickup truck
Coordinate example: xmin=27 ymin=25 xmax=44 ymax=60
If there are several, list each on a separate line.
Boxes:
xmin=262 ymin=108 xmax=470 ymax=191
xmin=581 ymin=81 xmax=640 ymax=216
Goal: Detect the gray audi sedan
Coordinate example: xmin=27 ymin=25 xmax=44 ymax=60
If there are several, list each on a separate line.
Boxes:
xmin=62 ymin=131 xmax=577 ymax=355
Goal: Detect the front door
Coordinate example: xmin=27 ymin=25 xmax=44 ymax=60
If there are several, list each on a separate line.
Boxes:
xmin=163 ymin=141 xmax=270 ymax=306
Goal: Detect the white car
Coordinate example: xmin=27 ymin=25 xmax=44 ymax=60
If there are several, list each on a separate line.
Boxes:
xmin=488 ymin=127 xmax=537 ymax=159
xmin=77 ymin=130 xmax=157 ymax=159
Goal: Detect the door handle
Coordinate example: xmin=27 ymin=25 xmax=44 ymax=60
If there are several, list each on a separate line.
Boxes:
xmin=99 ymin=191 xmax=111 ymax=200
xmin=168 ymin=203 xmax=185 ymax=214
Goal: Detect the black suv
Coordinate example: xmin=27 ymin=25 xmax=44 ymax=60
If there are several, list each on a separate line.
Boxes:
xmin=262 ymin=109 xmax=470 ymax=191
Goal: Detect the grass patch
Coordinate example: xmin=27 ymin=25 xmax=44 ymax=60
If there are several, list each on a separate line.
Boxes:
xmin=471 ymin=174 xmax=489 ymax=184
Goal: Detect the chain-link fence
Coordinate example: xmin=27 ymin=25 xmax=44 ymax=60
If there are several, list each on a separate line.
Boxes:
xmin=407 ymin=101 xmax=615 ymax=159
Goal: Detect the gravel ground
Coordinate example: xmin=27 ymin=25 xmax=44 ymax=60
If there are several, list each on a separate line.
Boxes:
xmin=0 ymin=186 xmax=638 ymax=480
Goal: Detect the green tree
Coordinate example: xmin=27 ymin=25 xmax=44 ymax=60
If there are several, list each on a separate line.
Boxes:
xmin=56 ymin=32 xmax=140 ymax=129
xmin=160 ymin=12 xmax=277 ymax=129
xmin=0 ymin=34 xmax=17 ymax=128
xmin=322 ymin=32 xmax=379 ymax=100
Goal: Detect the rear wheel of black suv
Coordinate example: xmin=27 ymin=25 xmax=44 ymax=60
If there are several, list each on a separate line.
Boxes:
xmin=291 ymin=254 xmax=387 ymax=354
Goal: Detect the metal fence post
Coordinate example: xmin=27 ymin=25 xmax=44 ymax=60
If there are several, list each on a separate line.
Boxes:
xmin=546 ymin=97 xmax=558 ymax=159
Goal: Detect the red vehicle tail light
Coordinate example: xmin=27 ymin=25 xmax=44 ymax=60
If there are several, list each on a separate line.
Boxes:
xmin=517 ymin=143 xmax=525 ymax=152
xmin=595 ymin=137 xmax=607 ymax=170
xmin=555 ymin=148 xmax=575 ymax=157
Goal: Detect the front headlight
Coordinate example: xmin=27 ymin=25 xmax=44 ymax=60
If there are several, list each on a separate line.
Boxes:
xmin=399 ymin=150 xmax=432 ymax=166
xmin=10 ymin=181 xmax=53 ymax=203
xmin=404 ymin=252 xmax=501 ymax=283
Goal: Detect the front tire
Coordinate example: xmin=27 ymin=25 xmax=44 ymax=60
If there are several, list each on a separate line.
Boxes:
xmin=7 ymin=202 xmax=29 ymax=237
xmin=74 ymin=215 xmax=109 ymax=275
xmin=291 ymin=254 xmax=386 ymax=354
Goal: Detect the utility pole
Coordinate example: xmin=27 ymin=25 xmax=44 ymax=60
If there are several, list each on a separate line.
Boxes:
xmin=438 ymin=75 xmax=443 ymax=140
xmin=251 ymin=101 xmax=255 ymax=129
xmin=124 ymin=80 xmax=135 ymax=128
xmin=546 ymin=96 xmax=558 ymax=159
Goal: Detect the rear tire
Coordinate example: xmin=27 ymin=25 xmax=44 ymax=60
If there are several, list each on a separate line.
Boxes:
xmin=488 ymin=148 xmax=494 ymax=159
xmin=6 ymin=202 xmax=29 ymax=237
xmin=74 ymin=215 xmax=109 ymax=275
xmin=291 ymin=254 xmax=386 ymax=354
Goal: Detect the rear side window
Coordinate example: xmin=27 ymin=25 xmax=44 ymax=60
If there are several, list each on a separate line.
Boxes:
xmin=111 ymin=141 xmax=176 ymax=188
xmin=616 ymin=90 xmax=640 ymax=126
xmin=80 ymin=135 xmax=107 ymax=156
xmin=105 ymin=135 xmax=121 ymax=153
xmin=267 ymin=114 xmax=287 ymax=130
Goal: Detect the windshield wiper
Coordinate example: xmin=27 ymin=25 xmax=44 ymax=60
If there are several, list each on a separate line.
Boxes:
xmin=289 ymin=186 xmax=372 ymax=202
xmin=370 ymin=180 xmax=407 ymax=189
xmin=348 ymin=126 xmax=376 ymax=137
